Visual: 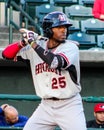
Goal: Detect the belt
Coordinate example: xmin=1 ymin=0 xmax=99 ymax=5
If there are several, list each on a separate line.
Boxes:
xmin=44 ymin=97 xmax=69 ymax=101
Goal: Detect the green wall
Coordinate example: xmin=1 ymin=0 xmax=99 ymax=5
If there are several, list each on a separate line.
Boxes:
xmin=0 ymin=60 xmax=39 ymax=118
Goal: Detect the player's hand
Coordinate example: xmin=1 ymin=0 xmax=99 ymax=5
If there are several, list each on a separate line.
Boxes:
xmin=19 ymin=28 xmax=38 ymax=45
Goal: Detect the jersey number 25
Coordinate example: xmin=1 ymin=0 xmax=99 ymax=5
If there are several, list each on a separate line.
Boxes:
xmin=52 ymin=76 xmax=66 ymax=89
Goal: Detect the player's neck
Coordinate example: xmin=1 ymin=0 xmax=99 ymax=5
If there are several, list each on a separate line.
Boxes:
xmin=47 ymin=40 xmax=60 ymax=49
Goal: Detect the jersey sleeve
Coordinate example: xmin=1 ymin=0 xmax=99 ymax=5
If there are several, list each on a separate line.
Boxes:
xmin=58 ymin=41 xmax=79 ymax=69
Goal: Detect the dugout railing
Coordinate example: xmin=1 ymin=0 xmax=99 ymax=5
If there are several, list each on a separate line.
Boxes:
xmin=0 ymin=94 xmax=104 ymax=103
xmin=0 ymin=94 xmax=104 ymax=130
xmin=1 ymin=0 xmax=43 ymax=44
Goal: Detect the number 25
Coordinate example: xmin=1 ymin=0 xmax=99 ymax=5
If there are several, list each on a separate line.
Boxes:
xmin=52 ymin=77 xmax=66 ymax=89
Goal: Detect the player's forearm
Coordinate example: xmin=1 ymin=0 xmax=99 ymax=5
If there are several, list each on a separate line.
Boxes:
xmin=31 ymin=43 xmax=66 ymax=69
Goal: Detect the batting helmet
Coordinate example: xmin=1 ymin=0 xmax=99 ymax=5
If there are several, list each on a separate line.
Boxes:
xmin=42 ymin=11 xmax=72 ymax=38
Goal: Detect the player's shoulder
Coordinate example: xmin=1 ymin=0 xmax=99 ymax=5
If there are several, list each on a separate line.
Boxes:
xmin=87 ymin=120 xmax=96 ymax=127
xmin=59 ymin=40 xmax=79 ymax=53
xmin=64 ymin=40 xmax=79 ymax=51
xmin=66 ymin=40 xmax=79 ymax=47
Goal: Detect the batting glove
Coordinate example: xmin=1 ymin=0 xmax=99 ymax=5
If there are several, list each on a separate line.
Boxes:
xmin=19 ymin=28 xmax=38 ymax=46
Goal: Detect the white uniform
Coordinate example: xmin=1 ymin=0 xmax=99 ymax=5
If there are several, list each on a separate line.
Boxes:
xmin=18 ymin=39 xmax=87 ymax=130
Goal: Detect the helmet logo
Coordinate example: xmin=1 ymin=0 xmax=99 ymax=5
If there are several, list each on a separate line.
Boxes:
xmin=58 ymin=14 xmax=66 ymax=21
xmin=100 ymin=105 xmax=104 ymax=109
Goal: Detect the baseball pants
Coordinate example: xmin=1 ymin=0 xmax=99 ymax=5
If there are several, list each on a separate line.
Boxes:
xmin=23 ymin=94 xmax=87 ymax=130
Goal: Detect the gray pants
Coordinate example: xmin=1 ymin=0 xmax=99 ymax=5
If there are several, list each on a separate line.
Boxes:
xmin=23 ymin=94 xmax=87 ymax=130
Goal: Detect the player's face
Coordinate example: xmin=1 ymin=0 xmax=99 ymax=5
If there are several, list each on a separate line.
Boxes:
xmin=5 ymin=113 xmax=18 ymax=124
xmin=94 ymin=112 xmax=104 ymax=124
xmin=52 ymin=25 xmax=67 ymax=43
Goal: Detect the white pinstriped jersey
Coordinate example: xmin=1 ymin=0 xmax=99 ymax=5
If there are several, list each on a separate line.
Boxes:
xmin=18 ymin=39 xmax=81 ymax=99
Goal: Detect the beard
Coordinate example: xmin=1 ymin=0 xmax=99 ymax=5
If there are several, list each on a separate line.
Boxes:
xmin=97 ymin=119 xmax=104 ymax=124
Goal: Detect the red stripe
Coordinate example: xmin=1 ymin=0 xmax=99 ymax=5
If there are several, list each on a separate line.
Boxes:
xmin=59 ymin=53 xmax=70 ymax=65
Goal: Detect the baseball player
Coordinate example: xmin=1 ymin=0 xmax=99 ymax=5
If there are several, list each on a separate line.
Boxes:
xmin=2 ymin=11 xmax=87 ymax=130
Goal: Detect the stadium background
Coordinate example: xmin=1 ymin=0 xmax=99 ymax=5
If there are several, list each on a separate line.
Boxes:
xmin=0 ymin=0 xmax=104 ymax=124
